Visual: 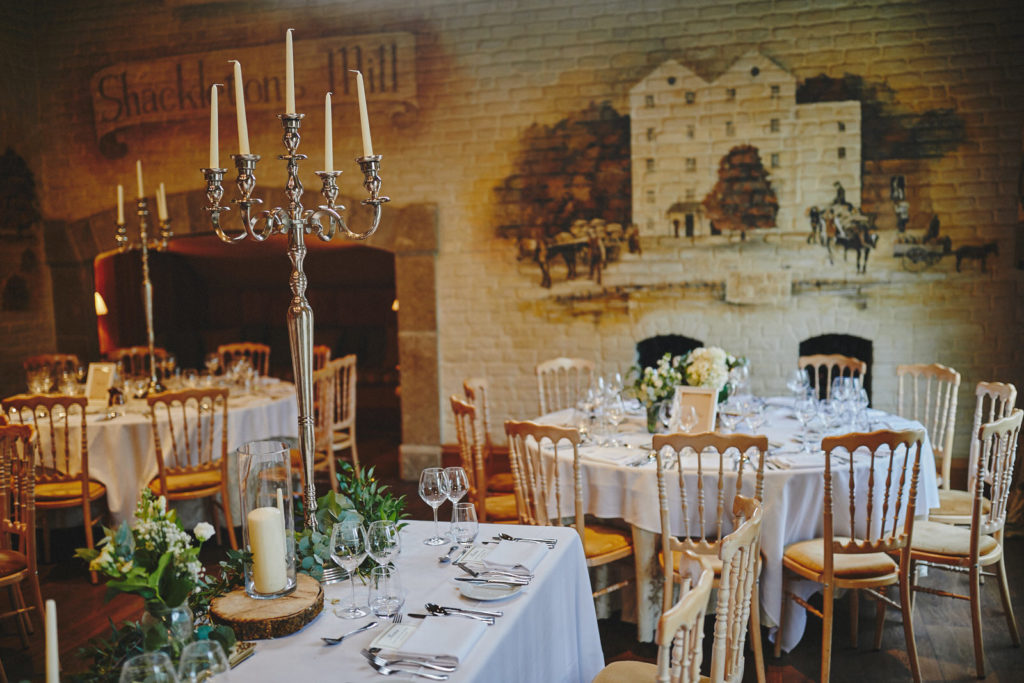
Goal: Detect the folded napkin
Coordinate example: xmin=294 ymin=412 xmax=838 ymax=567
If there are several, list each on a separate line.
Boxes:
xmin=485 ymin=540 xmax=548 ymax=572
xmin=400 ymin=616 xmax=488 ymax=662
xmin=579 ymin=445 xmax=637 ymax=465
xmin=773 ymin=453 xmax=826 ymax=469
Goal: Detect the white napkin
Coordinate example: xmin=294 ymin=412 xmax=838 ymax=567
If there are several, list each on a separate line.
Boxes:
xmin=773 ymin=453 xmax=826 ymax=469
xmin=400 ymin=617 xmax=488 ymax=662
xmin=579 ymin=445 xmax=636 ymax=465
xmin=484 ymin=540 xmax=548 ymax=572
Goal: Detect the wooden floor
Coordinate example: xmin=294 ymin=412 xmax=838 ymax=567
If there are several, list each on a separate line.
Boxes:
xmin=3 ymin=433 xmax=1022 ymax=681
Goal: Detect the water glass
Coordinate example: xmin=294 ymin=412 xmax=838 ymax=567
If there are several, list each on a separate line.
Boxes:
xmin=366 ymin=520 xmax=401 ymax=567
xmin=330 ymin=520 xmax=368 ymax=618
xmin=119 ymin=652 xmax=179 ymax=683
xmin=604 ymin=394 xmax=626 ymax=445
xmin=419 ymin=468 xmax=451 ymax=545
xmin=177 ymin=640 xmax=230 ymax=682
xmin=451 ymin=502 xmax=479 ymax=547
xmin=368 ymin=566 xmax=405 ymax=619
xmin=795 ymin=392 xmax=818 ymax=453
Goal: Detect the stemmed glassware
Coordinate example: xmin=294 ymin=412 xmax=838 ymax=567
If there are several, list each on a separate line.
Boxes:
xmin=177 ymin=641 xmax=230 ymax=682
xmin=795 ymin=391 xmax=818 ymax=453
xmin=330 ymin=519 xmax=368 ymax=618
xmin=604 ymin=393 xmax=625 ymax=446
xmin=443 ymin=466 xmax=470 ymax=538
xmin=366 ymin=519 xmax=401 ymax=567
xmin=119 ymin=652 xmax=179 ymax=683
xmin=675 ymin=404 xmax=699 ymax=433
xmin=745 ymin=397 xmax=767 ymax=433
xmin=785 ymin=368 xmax=810 ymax=398
xmin=418 ymin=468 xmax=451 ymax=546
xmin=718 ymin=397 xmax=742 ymax=433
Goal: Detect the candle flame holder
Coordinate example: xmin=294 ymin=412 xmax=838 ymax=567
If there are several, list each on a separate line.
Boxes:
xmin=115 ymin=197 xmax=174 ymax=396
xmin=202 ymin=112 xmax=389 ymax=531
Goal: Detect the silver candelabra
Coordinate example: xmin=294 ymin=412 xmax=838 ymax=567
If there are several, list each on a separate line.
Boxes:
xmin=201 ymin=112 xmax=389 ymax=531
xmin=115 ymin=198 xmax=174 ymax=397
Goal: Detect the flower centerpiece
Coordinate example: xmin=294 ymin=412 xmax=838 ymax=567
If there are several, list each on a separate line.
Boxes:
xmin=680 ymin=346 xmax=747 ymax=403
xmin=75 ymin=489 xmax=236 ymax=662
xmin=631 ymin=353 xmax=686 ymax=432
xmin=631 ymin=348 xmax=748 ymax=431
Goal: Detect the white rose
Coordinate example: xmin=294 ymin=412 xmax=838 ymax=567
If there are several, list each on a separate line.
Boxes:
xmin=193 ymin=522 xmax=215 ymax=542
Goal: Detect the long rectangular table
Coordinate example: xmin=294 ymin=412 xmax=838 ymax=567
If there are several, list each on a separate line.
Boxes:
xmin=537 ymin=398 xmax=939 ymax=651
xmin=234 ymin=520 xmax=604 ymax=682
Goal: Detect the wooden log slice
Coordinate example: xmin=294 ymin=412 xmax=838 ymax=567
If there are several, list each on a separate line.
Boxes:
xmin=210 ymin=573 xmax=323 ymax=640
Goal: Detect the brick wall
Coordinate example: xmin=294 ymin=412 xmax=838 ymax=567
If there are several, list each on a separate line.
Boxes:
xmin=0 ymin=0 xmax=1021 ymax=465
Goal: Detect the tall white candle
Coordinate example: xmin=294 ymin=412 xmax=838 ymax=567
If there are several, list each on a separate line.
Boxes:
xmin=210 ymin=84 xmax=220 ymax=168
xmin=45 ymin=599 xmax=58 ymax=683
xmin=285 ymin=28 xmax=296 ymax=115
xmin=157 ymin=183 xmax=168 ymax=221
xmin=351 ymin=70 xmax=374 ymax=157
xmin=135 ymin=160 xmax=144 ymax=198
xmin=230 ymin=60 xmax=251 ymax=155
xmin=324 ymin=92 xmax=334 ymax=172
xmin=116 ymin=184 xmax=124 ymax=224
xmin=248 ymin=506 xmax=287 ymax=593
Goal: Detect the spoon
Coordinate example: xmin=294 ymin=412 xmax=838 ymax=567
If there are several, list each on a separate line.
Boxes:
xmin=321 ymin=620 xmax=379 ymax=645
xmin=437 ymin=544 xmax=459 ymax=563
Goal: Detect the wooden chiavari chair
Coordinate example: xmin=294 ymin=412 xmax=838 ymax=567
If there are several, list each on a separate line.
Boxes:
xmin=450 ymin=396 xmax=516 ymax=522
xmin=217 ymin=342 xmax=270 ymax=377
xmin=896 ymin=362 xmax=960 ymax=490
xmin=535 ymin=357 xmax=595 ymax=414
xmin=798 ymin=354 xmax=867 ymax=400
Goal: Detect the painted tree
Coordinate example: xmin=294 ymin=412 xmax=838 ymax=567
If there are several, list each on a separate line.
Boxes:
xmin=702 ymin=145 xmax=778 ymax=240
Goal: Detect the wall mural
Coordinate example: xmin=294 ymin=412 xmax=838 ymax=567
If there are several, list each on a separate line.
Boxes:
xmin=497 ymin=51 xmax=981 ymax=292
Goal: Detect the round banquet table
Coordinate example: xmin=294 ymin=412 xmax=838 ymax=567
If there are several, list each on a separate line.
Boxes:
xmin=535 ymin=396 xmax=939 ymax=652
xmin=38 ymin=378 xmax=299 ymax=526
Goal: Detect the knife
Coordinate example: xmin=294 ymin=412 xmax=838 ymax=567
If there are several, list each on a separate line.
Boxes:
xmin=453 ymin=577 xmax=529 ymax=586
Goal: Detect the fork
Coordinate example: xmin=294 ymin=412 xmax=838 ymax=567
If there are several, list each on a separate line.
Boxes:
xmin=496 ymin=532 xmax=556 ymax=548
xmin=391 ymin=613 xmax=403 ymax=623
xmin=366 ymin=658 xmax=450 ymax=680
xmin=361 ymin=649 xmax=458 ymax=673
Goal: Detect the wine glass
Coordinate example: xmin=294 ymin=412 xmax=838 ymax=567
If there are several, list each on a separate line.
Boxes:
xmin=443 ymin=466 xmax=469 ymax=539
xmin=795 ymin=392 xmax=818 ymax=453
xmin=119 ymin=652 xmax=179 ymax=683
xmin=746 ymin=397 xmax=767 ymax=433
xmin=177 ymin=640 xmax=229 ymax=682
xmin=368 ymin=566 xmax=405 ymax=619
xmin=366 ymin=520 xmax=401 ymax=567
xmin=204 ymin=353 xmax=220 ymax=377
xmin=451 ymin=502 xmax=479 ymax=548
xmin=330 ymin=520 xmax=368 ymax=618
xmin=604 ymin=393 xmax=625 ymax=446
xmin=718 ymin=397 xmax=742 ymax=433
xmin=676 ymin=404 xmax=699 ymax=434
xmin=785 ymin=368 xmax=809 ymax=397
xmin=419 ymin=468 xmax=451 ymax=545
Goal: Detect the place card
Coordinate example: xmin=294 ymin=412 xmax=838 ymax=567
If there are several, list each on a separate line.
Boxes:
xmin=369 ymin=622 xmax=418 ymax=651
xmin=458 ymin=545 xmax=491 ymax=564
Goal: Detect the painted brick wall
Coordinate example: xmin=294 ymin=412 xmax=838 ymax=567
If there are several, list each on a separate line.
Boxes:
xmin=0 ymin=0 xmax=1021 ymax=466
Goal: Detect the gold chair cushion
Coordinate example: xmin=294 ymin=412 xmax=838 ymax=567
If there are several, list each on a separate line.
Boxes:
xmin=484 ymin=493 xmax=518 ymax=521
xmin=148 ymin=469 xmax=223 ymax=495
xmin=583 ymin=524 xmax=632 ymax=559
xmin=932 ymin=489 xmax=990 ymax=519
xmin=661 ymin=549 xmax=723 ymax=577
xmin=784 ymin=537 xmax=897 ymax=579
xmin=0 ymin=549 xmax=28 ymax=576
xmin=910 ymin=520 xmax=999 ymax=559
xmin=488 ymin=472 xmax=516 ymax=494
xmin=36 ymin=480 xmax=106 ymax=502
xmin=592 ymin=660 xmax=657 ymax=683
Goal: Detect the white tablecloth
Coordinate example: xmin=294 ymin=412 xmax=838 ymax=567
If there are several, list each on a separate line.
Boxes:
xmin=63 ymin=379 xmax=298 ymax=525
xmin=538 ymin=398 xmax=939 ymax=652
xmin=233 ymin=521 xmax=604 ymax=682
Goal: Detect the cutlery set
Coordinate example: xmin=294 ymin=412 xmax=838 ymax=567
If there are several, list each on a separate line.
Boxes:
xmin=496 ymin=531 xmax=557 ymax=548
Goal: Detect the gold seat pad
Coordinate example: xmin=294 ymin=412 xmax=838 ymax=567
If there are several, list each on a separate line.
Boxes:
xmin=592 ymin=660 xmax=658 ymax=683
xmin=0 ymin=549 xmax=28 ymax=576
xmin=933 ymin=489 xmax=990 ymax=518
xmin=784 ymin=537 xmax=897 ymax=578
xmin=36 ymin=480 xmax=106 ymax=501
xmin=911 ymin=520 xmax=998 ymax=558
xmin=488 ymin=472 xmax=516 ymax=494
xmin=148 ymin=469 xmax=223 ymax=495
xmin=484 ymin=493 xmax=518 ymax=521
xmin=583 ymin=524 xmax=632 ymax=558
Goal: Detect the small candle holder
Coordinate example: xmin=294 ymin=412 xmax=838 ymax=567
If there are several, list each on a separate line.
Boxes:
xmin=238 ymin=440 xmax=297 ymax=599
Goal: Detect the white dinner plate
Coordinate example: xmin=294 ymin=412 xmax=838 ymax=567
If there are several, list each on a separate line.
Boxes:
xmin=453 ymin=581 xmax=524 ymax=602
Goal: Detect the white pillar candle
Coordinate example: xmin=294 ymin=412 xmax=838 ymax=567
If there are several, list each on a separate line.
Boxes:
xmin=248 ymin=506 xmax=287 ymax=593
xmin=45 ymin=599 xmax=58 ymax=683
xmin=209 ymin=84 xmax=220 ymax=168
xmin=324 ymin=92 xmax=334 ymax=172
xmin=231 ymin=60 xmax=250 ymax=155
xmin=116 ymin=184 xmax=124 ymax=224
xmin=351 ymin=70 xmax=374 ymax=157
xmin=285 ymin=28 xmax=296 ymax=115
xmin=157 ymin=183 xmax=168 ymax=221
xmin=135 ymin=160 xmax=144 ymax=198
